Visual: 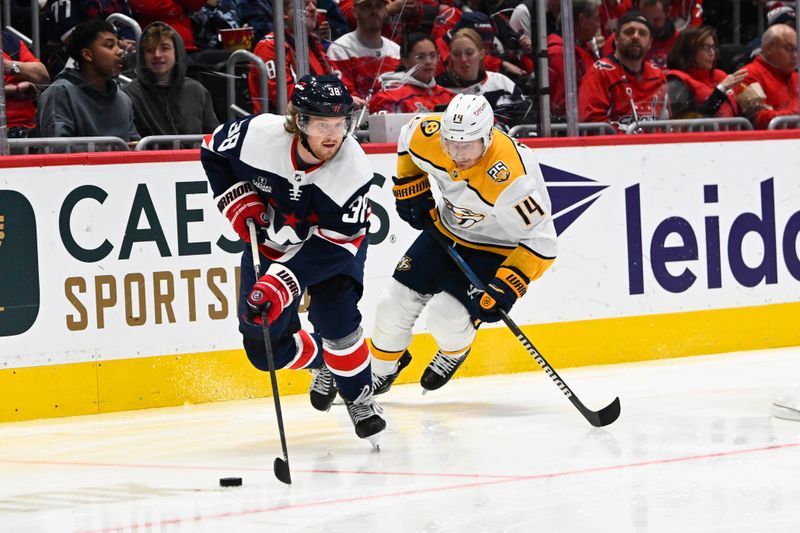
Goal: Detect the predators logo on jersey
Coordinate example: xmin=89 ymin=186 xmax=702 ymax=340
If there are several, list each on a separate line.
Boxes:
xmin=487 ymin=161 xmax=511 ymax=183
xmin=420 ymin=120 xmax=440 ymax=137
xmin=396 ymin=255 xmax=413 ymax=271
xmin=443 ymin=198 xmax=485 ymax=228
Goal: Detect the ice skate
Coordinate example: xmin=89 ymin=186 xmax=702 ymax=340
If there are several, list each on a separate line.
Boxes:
xmin=345 ymin=386 xmax=386 ymax=441
xmin=772 ymin=385 xmax=800 ymax=421
xmin=373 ymin=351 xmax=412 ymax=396
xmin=420 ymin=349 xmax=470 ymax=391
xmin=309 ymin=365 xmax=337 ymax=412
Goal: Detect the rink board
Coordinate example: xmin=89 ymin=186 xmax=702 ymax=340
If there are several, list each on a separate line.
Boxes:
xmin=1 ymin=131 xmax=799 ymax=422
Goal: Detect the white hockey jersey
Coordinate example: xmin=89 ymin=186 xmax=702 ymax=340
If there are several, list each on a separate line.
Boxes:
xmin=397 ymin=114 xmax=557 ymax=282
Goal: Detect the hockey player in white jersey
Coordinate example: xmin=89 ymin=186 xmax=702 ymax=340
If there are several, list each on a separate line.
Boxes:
xmin=201 ymin=74 xmax=385 ymax=441
xmin=370 ymin=93 xmax=558 ymax=393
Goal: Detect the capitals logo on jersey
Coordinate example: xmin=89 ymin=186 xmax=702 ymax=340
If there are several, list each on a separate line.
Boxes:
xmin=443 ymin=198 xmax=485 ymax=228
xmin=487 ymin=161 xmax=511 ymax=183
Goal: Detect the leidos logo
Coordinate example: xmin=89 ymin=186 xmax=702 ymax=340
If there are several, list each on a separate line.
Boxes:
xmin=626 ymin=179 xmax=800 ymax=294
xmin=0 ymin=190 xmax=40 ymax=336
xmin=540 ymin=164 xmax=608 ymax=236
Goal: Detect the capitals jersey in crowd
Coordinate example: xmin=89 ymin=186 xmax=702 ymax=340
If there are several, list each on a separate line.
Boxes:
xmin=578 ymin=56 xmax=669 ymax=127
xmin=327 ymin=32 xmax=401 ymax=99
xmin=398 ymin=115 xmax=557 ymax=283
xmin=201 ymin=113 xmax=374 ymax=286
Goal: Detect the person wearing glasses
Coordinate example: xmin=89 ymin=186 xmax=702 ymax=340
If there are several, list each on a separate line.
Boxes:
xmin=740 ymin=24 xmax=798 ymax=129
xmin=665 ymin=26 xmax=747 ymax=119
xmin=368 ymin=33 xmax=455 ymax=114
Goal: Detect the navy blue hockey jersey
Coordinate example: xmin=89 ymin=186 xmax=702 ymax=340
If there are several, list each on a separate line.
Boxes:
xmin=201 ymin=113 xmax=374 ymax=286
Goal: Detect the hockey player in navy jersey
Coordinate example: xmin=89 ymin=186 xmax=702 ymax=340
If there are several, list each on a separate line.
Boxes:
xmin=370 ymin=94 xmax=558 ymax=394
xmin=200 ymin=74 xmax=385 ymax=441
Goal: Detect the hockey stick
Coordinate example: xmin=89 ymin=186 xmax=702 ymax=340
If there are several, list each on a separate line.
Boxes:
xmin=247 ymin=219 xmax=292 ymax=484
xmin=423 ymin=216 xmax=621 ymax=427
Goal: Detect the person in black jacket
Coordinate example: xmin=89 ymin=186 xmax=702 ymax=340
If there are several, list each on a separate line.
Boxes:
xmin=123 ymin=21 xmax=219 ymax=140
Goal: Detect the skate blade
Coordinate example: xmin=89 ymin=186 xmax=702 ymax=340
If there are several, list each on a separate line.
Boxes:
xmin=772 ymin=403 xmax=800 ymax=421
xmin=367 ymin=434 xmax=381 ymax=451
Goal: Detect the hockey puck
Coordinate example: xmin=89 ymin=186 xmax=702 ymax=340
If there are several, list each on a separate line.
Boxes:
xmin=219 ymin=477 xmax=243 ymax=487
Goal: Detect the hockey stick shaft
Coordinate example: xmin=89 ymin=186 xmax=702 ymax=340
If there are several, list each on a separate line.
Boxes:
xmin=247 ymin=219 xmax=292 ymax=484
xmin=423 ymin=217 xmax=620 ymax=427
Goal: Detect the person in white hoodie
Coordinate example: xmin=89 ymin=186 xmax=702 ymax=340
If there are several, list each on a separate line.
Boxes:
xmin=368 ymin=33 xmax=455 ymax=114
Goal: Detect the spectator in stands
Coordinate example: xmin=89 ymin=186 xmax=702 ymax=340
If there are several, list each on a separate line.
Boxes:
xmin=37 ymin=19 xmax=139 ymax=141
xmin=509 ymin=1 xmax=532 ymax=39
xmin=667 ymin=0 xmax=703 ymax=29
xmin=42 ymin=0 xmax=137 ymax=77
xmin=369 ymin=33 xmax=455 ymax=114
xmin=547 ymin=0 xmax=602 ymax=120
xmin=234 ymin=0 xmax=274 ymax=43
xmin=3 ymin=31 xmax=50 ymax=137
xmin=599 ymin=0 xmax=632 ymax=37
xmin=579 ymin=11 xmax=669 ymax=129
xmin=666 ymin=26 xmax=747 ymax=118
xmin=327 ymin=0 xmax=401 ymax=106
xmin=339 ymin=0 xmax=441 ymax=44
xmin=436 ymin=28 xmax=525 ymax=109
xmin=191 ymin=0 xmax=240 ymax=49
xmin=745 ymin=5 xmax=795 ymax=66
xmin=740 ymin=24 xmax=798 ymax=129
xmin=639 ymin=0 xmax=679 ymax=69
xmin=249 ymin=0 xmax=333 ymax=114
xmin=129 ymin=0 xmax=205 ymax=52
xmin=123 ymin=22 xmax=219 ymax=138
xmin=435 ymin=11 xmax=525 ymax=78
xmin=317 ymin=0 xmax=350 ymax=42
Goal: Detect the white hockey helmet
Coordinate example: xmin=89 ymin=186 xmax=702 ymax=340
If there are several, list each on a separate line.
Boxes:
xmin=440 ymin=93 xmax=494 ymax=154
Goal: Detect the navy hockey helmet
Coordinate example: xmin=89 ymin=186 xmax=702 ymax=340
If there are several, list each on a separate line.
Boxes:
xmin=291 ymin=74 xmax=354 ymax=117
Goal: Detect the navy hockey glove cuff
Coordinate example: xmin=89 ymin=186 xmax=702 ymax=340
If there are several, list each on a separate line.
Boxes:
xmin=474 ymin=266 xmax=529 ymax=323
xmin=215 ymin=181 xmax=269 ymax=243
xmin=246 ymin=264 xmax=301 ymax=325
xmin=392 ymin=174 xmax=435 ymax=231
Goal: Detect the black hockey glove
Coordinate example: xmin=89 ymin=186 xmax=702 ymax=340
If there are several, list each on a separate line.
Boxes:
xmin=392 ymin=174 xmax=435 ymax=231
xmin=472 ymin=266 xmax=529 ymax=323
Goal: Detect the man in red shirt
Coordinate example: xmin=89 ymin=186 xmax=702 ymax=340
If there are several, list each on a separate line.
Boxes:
xmin=248 ymin=0 xmax=333 ymax=114
xmin=548 ymin=0 xmax=602 ymax=119
xmin=741 ymin=24 xmax=798 ymax=129
xmin=2 ymin=32 xmax=50 ymax=136
xmin=579 ymin=11 xmax=669 ymax=130
xmin=327 ymin=0 xmax=401 ymax=106
xmin=640 ymin=0 xmax=679 ymax=69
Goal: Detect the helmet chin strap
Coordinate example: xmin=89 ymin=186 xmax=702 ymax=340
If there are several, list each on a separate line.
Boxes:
xmin=299 ymin=131 xmax=323 ymax=161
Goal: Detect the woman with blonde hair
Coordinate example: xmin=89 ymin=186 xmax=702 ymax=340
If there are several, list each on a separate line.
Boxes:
xmin=436 ymin=28 xmax=525 ymax=109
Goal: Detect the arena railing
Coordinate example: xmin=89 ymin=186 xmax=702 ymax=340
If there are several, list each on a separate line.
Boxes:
xmin=767 ymin=115 xmax=800 ymax=130
xmin=227 ymin=50 xmax=268 ymax=120
xmin=8 ymin=137 xmax=130 ymax=154
xmin=135 ymin=135 xmax=205 ymax=150
xmin=2 ymin=0 xmax=39 ymax=57
xmin=508 ymin=122 xmax=616 ymax=138
xmin=625 ymin=117 xmax=753 ymax=134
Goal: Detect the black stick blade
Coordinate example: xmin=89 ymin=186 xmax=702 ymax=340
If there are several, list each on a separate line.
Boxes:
xmin=274 ymin=458 xmax=292 ymax=484
xmin=579 ymin=396 xmax=621 ymax=428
